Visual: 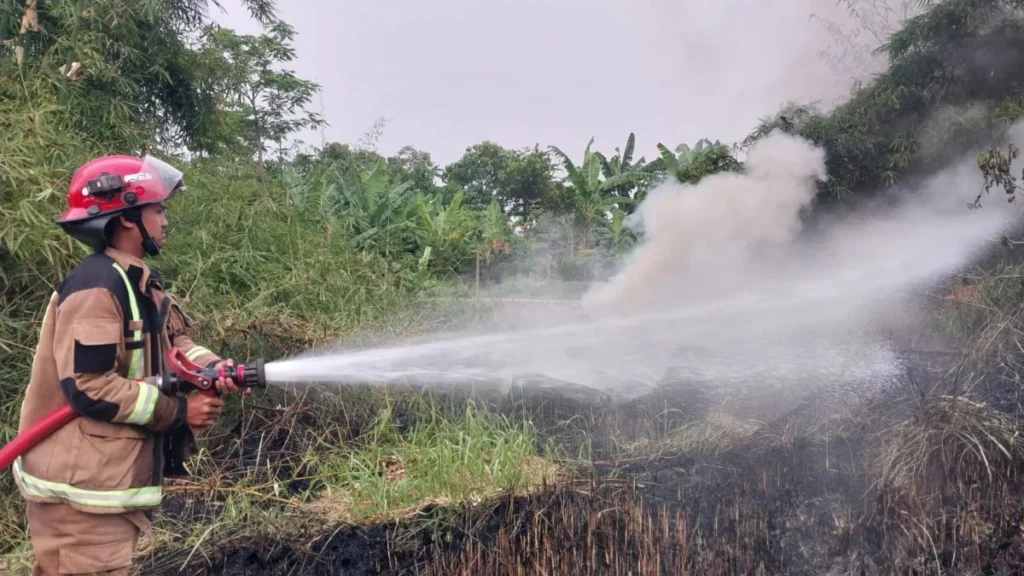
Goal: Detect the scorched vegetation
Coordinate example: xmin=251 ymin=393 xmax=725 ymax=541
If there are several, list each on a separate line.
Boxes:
xmin=5 ymin=0 xmax=1024 ymax=574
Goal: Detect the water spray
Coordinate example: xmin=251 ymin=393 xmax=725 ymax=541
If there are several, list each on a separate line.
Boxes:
xmin=0 ymin=348 xmax=269 ymax=473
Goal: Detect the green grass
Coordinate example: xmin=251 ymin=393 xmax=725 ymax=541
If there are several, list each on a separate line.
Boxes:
xmin=0 ymin=390 xmax=564 ymax=574
xmin=305 ymin=399 xmax=561 ymax=524
xmin=143 ymin=392 xmax=563 ymax=572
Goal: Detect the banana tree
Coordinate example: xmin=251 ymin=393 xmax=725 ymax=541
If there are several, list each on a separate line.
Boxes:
xmin=549 ymin=137 xmax=646 ymax=252
xmin=281 ymin=163 xmax=334 ymax=225
xmin=608 ymin=207 xmax=634 ymax=255
xmin=598 ymin=132 xmax=646 ymax=177
xmin=653 ymin=138 xmax=742 ymax=185
xmin=473 ymin=197 xmax=513 ymax=291
xmin=412 ymin=189 xmax=478 ymax=276
xmin=594 ymin=132 xmax=661 ymax=209
xmin=323 ymin=158 xmax=418 ymax=255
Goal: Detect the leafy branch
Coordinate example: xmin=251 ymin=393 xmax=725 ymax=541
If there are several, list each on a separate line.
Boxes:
xmin=973 ymin=143 xmax=1020 ymax=209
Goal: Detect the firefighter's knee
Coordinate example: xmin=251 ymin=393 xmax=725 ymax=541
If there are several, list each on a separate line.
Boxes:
xmin=32 ymin=536 xmax=136 ymax=576
xmin=57 ymin=539 xmax=135 ymax=575
xmin=26 ymin=502 xmax=140 ymax=576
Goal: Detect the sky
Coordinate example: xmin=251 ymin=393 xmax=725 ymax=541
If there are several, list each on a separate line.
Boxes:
xmin=211 ymin=0 xmax=895 ymax=167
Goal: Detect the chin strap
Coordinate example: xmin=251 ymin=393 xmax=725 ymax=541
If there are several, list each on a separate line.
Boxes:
xmin=123 ymin=209 xmax=161 ymax=256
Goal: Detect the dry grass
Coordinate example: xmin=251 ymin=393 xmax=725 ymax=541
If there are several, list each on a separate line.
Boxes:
xmin=867 ymin=393 xmax=1024 ymax=571
xmin=613 ymin=408 xmax=760 ymax=461
xmin=121 ymin=390 xmax=563 ymax=574
xmin=420 ymin=465 xmax=795 ymax=576
xmin=7 ymin=264 xmax=1024 ymax=574
xmin=0 ymin=385 xmax=567 ymax=574
xmin=873 ymin=395 xmax=1022 ymax=497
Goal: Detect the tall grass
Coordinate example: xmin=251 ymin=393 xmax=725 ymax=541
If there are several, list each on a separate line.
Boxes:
xmin=0 ymin=135 xmax=478 ymax=554
xmin=0 ymin=78 xmax=101 ymax=548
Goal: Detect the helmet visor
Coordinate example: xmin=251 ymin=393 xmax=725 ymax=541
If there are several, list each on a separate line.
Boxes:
xmin=138 ymin=154 xmax=186 ymax=199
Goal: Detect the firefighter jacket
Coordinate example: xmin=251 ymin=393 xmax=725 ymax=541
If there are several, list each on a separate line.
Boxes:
xmin=14 ymin=247 xmax=222 ymax=515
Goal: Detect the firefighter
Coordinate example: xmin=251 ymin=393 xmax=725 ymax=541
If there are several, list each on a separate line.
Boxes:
xmin=13 ymin=154 xmax=245 ymax=575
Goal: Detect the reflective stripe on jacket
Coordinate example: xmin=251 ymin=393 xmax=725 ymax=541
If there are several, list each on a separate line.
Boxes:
xmin=14 ymin=247 xmax=221 ymax=516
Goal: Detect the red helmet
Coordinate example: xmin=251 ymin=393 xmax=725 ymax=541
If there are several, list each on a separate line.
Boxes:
xmin=57 ymin=154 xmax=186 ymax=253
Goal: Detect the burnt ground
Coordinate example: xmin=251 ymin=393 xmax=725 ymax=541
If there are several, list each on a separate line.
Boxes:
xmin=137 ymin=350 xmax=1024 ymax=576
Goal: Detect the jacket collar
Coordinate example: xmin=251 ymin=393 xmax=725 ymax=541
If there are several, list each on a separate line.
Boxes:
xmin=104 ymin=247 xmax=152 ymax=293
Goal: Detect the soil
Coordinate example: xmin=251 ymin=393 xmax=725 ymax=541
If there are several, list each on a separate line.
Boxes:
xmin=140 ymin=349 xmax=1024 ymax=576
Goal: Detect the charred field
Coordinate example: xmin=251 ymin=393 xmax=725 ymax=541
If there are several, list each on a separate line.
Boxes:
xmin=9 ymin=1 xmax=1024 ymax=574
xmin=131 ymin=336 xmax=1024 ymax=576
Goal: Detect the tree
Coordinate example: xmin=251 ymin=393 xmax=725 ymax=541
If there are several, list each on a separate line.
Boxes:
xmin=549 ymin=137 xmax=647 ymax=252
xmin=0 ymin=0 xmax=280 ymax=154
xmin=502 ymin=147 xmax=557 ymax=220
xmin=794 ymin=0 xmax=1024 ymax=203
xmin=742 ymin=102 xmax=821 ymax=149
xmin=442 ymin=142 xmax=512 ymax=210
xmin=412 ymin=190 xmax=478 ymax=276
xmin=442 ymin=142 xmax=555 ymax=219
xmin=598 ymin=133 xmax=645 ymax=178
xmin=321 ymin=158 xmax=418 ymax=256
xmin=197 ymin=20 xmax=324 ymax=182
xmin=809 ymin=0 xmax=926 ymax=97
xmin=0 ymin=1 xmax=241 ymax=153
xmin=595 ymin=132 xmax=661 ymax=212
xmin=473 ymin=198 xmax=514 ymax=290
xmin=648 ymin=138 xmax=742 ymax=187
xmin=387 ymin=146 xmax=441 ymax=196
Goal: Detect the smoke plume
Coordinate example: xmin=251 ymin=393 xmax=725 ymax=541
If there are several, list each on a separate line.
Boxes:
xmin=560 ymin=126 xmax=1023 ymax=414
xmin=583 ymin=132 xmax=828 ymax=314
xmin=270 ymin=126 xmax=1023 ymax=421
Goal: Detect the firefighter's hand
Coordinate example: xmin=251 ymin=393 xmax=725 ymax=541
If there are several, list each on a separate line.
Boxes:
xmin=213 ymin=359 xmax=251 ymax=396
xmin=186 ymin=394 xmax=224 ymax=431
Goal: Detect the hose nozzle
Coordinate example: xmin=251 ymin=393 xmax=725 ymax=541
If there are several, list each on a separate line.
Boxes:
xmin=199 ymin=358 xmax=267 ymax=389
xmin=162 ymin=348 xmax=267 ymax=396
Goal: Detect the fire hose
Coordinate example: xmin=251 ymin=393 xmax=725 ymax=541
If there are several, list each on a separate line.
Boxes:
xmin=0 ymin=347 xmax=267 ymax=473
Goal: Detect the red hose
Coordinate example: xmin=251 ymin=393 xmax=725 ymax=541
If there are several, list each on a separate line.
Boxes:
xmin=0 ymin=347 xmax=250 ymax=473
xmin=0 ymin=404 xmax=79 ymax=472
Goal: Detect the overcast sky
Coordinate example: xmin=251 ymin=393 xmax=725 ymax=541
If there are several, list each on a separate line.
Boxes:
xmin=212 ymin=0 xmax=880 ymax=167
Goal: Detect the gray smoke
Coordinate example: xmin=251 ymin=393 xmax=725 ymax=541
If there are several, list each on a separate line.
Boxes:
xmin=267 ymin=127 xmax=1022 ymax=418
xmin=583 ymin=132 xmax=828 ymax=313
xmin=569 ymin=127 xmax=1022 ymax=410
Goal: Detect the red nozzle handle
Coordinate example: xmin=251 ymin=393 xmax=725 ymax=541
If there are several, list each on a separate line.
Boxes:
xmin=165 ymin=348 xmax=267 ymax=396
xmin=166 ymin=348 xmax=216 ymax=394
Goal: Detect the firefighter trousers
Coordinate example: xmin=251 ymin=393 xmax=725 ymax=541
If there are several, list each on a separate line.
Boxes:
xmin=25 ymin=502 xmax=149 ymax=576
